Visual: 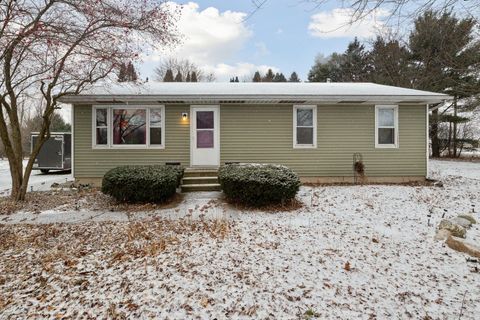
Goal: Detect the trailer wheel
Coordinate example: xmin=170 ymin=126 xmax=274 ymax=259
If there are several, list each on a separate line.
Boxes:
xmin=40 ymin=169 xmax=50 ymax=174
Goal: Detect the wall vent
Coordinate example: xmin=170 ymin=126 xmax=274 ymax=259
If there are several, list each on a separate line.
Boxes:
xmin=338 ymin=100 xmax=367 ymax=104
xmin=157 ymin=100 xmax=186 ymax=104
xmin=219 ymin=100 xmax=246 ymax=104
xmin=279 ymin=100 xmax=307 ymax=104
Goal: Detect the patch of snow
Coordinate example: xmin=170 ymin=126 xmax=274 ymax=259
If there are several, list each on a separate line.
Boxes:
xmin=0 ymin=159 xmax=73 ymax=196
xmin=0 ymin=160 xmax=479 ymax=318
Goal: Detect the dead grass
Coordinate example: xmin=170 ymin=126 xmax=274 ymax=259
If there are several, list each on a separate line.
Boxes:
xmin=0 ymin=218 xmax=234 ymax=281
xmin=0 ymin=189 xmax=184 ymax=215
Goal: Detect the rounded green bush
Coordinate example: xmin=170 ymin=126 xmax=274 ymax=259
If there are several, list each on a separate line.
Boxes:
xmin=218 ymin=164 xmax=301 ymax=207
xmin=101 ymin=165 xmax=184 ymax=203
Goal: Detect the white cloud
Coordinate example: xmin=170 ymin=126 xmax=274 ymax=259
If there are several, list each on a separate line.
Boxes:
xmin=151 ymin=2 xmax=252 ymax=66
xmin=204 ymin=63 xmax=278 ymax=82
xmin=308 ymin=8 xmax=389 ymax=39
xmin=142 ymin=2 xmax=279 ymax=82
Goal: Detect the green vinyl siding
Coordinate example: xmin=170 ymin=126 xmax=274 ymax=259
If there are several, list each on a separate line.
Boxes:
xmin=73 ymin=105 xmax=190 ymax=178
xmin=220 ymin=104 xmax=426 ymax=177
xmin=73 ymin=104 xmax=426 ymax=178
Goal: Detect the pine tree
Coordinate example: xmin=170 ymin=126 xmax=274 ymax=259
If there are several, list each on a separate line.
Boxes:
xmin=126 ymin=61 xmax=138 ymax=82
xmin=409 ymin=11 xmax=480 ymax=157
xmin=186 ymin=72 xmax=191 ymax=82
xmin=190 ymin=71 xmax=198 ymax=82
xmin=174 ymin=70 xmax=183 ymax=82
xmin=235 ymin=76 xmax=239 ymax=83
xmin=288 ymin=72 xmax=300 ymax=82
xmin=252 ymin=71 xmax=262 ymax=82
xmin=262 ymin=69 xmax=275 ymax=82
xmin=273 ymin=73 xmax=287 ymax=82
xmin=368 ymin=37 xmax=412 ymax=87
xmin=117 ymin=62 xmax=127 ymax=82
xmin=341 ymin=37 xmax=369 ymax=81
xmin=163 ymin=69 xmax=174 ymax=82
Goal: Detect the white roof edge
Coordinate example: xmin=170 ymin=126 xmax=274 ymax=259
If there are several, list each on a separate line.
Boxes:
xmin=59 ymin=95 xmax=450 ymax=104
xmin=57 ymin=82 xmax=450 ymax=104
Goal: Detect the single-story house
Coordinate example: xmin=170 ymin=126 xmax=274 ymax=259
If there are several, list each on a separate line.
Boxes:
xmin=59 ymin=82 xmax=449 ymax=188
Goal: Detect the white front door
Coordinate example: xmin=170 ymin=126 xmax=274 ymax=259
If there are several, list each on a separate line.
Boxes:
xmin=191 ymin=106 xmax=220 ymax=167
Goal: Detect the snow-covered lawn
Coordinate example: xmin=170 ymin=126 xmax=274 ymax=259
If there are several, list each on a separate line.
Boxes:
xmin=0 ymin=159 xmax=72 ymax=197
xmin=0 ymin=160 xmax=479 ymax=319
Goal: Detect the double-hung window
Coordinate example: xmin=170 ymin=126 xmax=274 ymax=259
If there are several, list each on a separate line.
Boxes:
xmin=95 ymin=108 xmax=109 ymax=146
xmin=293 ymin=105 xmax=317 ymax=148
xmin=375 ymin=105 xmax=398 ymax=148
xmin=93 ymin=106 xmax=165 ymax=148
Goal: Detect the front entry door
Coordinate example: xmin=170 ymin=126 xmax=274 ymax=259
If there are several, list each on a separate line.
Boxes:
xmin=191 ymin=106 xmax=220 ymax=166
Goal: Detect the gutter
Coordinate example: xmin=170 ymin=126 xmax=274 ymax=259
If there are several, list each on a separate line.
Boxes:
xmin=58 ymin=94 xmax=451 ymax=105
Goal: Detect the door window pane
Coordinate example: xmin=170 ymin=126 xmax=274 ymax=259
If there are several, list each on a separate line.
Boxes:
xmin=297 ymin=127 xmax=314 ymax=145
xmin=197 ymin=130 xmax=214 ymax=148
xmin=297 ymin=109 xmax=313 ymax=126
xmin=378 ymin=109 xmax=394 ymax=127
xmin=378 ymin=128 xmax=395 ymax=144
xmin=113 ymin=109 xmax=146 ymax=145
xmin=197 ymin=111 xmax=214 ymax=129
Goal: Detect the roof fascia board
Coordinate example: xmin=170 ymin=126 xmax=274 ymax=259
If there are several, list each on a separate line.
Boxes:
xmin=59 ymin=94 xmax=450 ymax=104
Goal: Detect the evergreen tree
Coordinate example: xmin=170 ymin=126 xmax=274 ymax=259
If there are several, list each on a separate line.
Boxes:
xmin=262 ymin=69 xmax=275 ymax=82
xmin=163 ymin=69 xmax=174 ymax=82
xmin=252 ymin=71 xmax=262 ymax=82
xmin=234 ymin=76 xmax=239 ymax=82
xmin=117 ymin=62 xmax=127 ymax=82
xmin=174 ymin=70 xmax=183 ymax=82
xmin=191 ymin=71 xmax=198 ymax=82
xmin=126 ymin=61 xmax=138 ymax=81
xmin=186 ymin=72 xmax=191 ymax=82
xmin=288 ymin=72 xmax=300 ymax=82
xmin=273 ymin=73 xmax=287 ymax=82
xmin=341 ymin=37 xmax=369 ymax=81
xmin=368 ymin=37 xmax=412 ymax=87
xmin=409 ymin=11 xmax=480 ymax=157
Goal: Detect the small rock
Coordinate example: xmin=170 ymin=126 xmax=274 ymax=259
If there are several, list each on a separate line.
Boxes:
xmin=438 ymin=219 xmax=466 ymax=238
xmin=434 ymin=181 xmax=444 ymax=188
xmin=446 ymin=236 xmax=480 ymax=258
xmin=434 ymin=229 xmax=451 ymax=241
xmin=457 ymin=214 xmax=477 ymax=225
xmin=451 ymin=217 xmax=472 ymax=229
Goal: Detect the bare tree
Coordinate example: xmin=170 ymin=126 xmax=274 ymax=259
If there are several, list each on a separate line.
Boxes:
xmin=154 ymin=58 xmax=215 ymax=82
xmin=252 ymin=1 xmax=479 ymax=25
xmin=0 ymin=0 xmax=179 ymax=201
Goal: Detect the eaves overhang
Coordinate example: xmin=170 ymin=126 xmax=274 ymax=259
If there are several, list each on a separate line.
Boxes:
xmin=59 ymin=94 xmax=451 ymax=105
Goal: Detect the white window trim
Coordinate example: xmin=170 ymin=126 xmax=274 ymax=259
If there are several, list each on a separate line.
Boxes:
xmin=92 ymin=105 xmax=165 ymax=149
xmin=92 ymin=106 xmax=110 ymax=149
xmin=375 ymin=105 xmax=399 ymax=149
xmin=293 ymin=105 xmax=317 ymax=148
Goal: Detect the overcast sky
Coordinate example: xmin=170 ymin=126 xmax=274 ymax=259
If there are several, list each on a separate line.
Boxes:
xmin=138 ymin=0 xmax=388 ymax=82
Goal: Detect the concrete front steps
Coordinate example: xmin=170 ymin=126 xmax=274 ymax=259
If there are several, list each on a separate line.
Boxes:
xmin=181 ymin=168 xmax=221 ymax=192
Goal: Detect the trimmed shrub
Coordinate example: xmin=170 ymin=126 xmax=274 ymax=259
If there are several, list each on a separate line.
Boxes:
xmin=218 ymin=163 xmax=301 ymax=207
xmin=101 ymin=165 xmax=184 ymax=203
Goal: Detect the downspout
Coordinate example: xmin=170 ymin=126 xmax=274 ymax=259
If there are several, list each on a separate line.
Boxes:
xmin=426 ymin=104 xmax=429 ymax=178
